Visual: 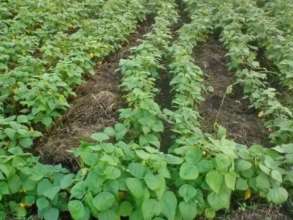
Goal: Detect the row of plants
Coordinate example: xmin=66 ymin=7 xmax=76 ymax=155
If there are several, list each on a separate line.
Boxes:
xmin=0 ymin=0 xmax=152 ymax=152
xmin=0 ymin=0 xmax=177 ymax=219
xmin=165 ymin=0 xmax=291 ymax=218
xmin=225 ymin=0 xmax=293 ymax=91
xmin=68 ymin=0 xmax=292 ymax=219
xmin=0 ymin=0 xmax=105 ymax=34
xmin=117 ymin=0 xmax=178 ymax=148
xmin=213 ymin=0 xmax=292 ymax=207
xmin=0 ymin=0 xmax=292 ymax=219
xmin=68 ymin=1 xmax=179 ymax=219
xmin=0 ymin=0 xmax=106 ymax=74
xmin=212 ymin=0 xmax=293 ymax=146
xmin=260 ymin=0 xmax=293 ymax=36
xmin=0 ymin=0 xmax=161 ymax=219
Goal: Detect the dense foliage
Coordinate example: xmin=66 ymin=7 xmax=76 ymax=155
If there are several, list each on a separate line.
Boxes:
xmin=0 ymin=0 xmax=292 ymax=219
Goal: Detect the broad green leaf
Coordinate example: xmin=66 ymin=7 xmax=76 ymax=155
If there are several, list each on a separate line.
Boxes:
xmin=268 ymin=187 xmax=288 ymax=204
xmin=142 ymin=199 xmax=161 ymax=220
xmin=68 ymin=200 xmax=89 ymax=220
xmin=119 ymin=201 xmax=133 ymax=217
xmin=179 ymin=162 xmax=199 ymax=180
xmin=161 ymin=191 xmax=177 ymax=220
xmin=17 ymin=115 xmax=28 ymax=123
xmin=104 ymin=166 xmax=121 ymax=179
xmin=179 ymin=184 xmax=197 ymax=202
xmin=206 ymin=170 xmax=223 ymax=193
xmin=136 ymin=150 xmax=150 ymax=160
xmin=224 ymin=172 xmax=236 ymax=190
xmin=19 ymin=138 xmax=33 ymax=148
xmin=114 ymin=123 xmax=128 ymax=140
xmin=236 ymin=160 xmax=252 ymax=171
xmin=43 ymin=208 xmax=59 ymax=220
xmin=274 ymin=144 xmax=293 ymax=154
xmin=91 ymin=132 xmax=109 ymax=142
xmin=42 ymin=117 xmax=52 ymax=127
xmin=126 ymin=178 xmax=144 ymax=198
xmin=93 ymin=192 xmax=115 ymax=211
xmin=0 ymin=164 xmax=11 ymax=178
xmin=128 ymin=162 xmax=146 ymax=178
xmin=256 ymin=173 xmax=270 ymax=189
xmin=98 ymin=209 xmax=119 ymax=220
xmin=8 ymin=175 xmax=21 ymax=193
xmin=207 ymin=190 xmax=231 ymax=211
xmin=215 ymin=154 xmax=231 ymax=171
xmin=37 ymin=179 xmax=60 ymax=200
xmin=236 ymin=178 xmax=248 ymax=191
xmin=24 ymin=195 xmax=35 ymax=205
xmin=198 ymin=160 xmax=213 ymax=173
xmin=4 ymin=128 xmax=16 ymax=139
xmin=80 ymin=151 xmax=97 ymax=166
xmin=259 ymin=163 xmax=270 ymax=175
xmin=179 ymin=201 xmax=198 ymax=220
xmin=70 ymin=182 xmax=86 ymax=199
xmin=264 ymin=156 xmax=278 ymax=169
xmin=36 ymin=197 xmax=50 ymax=211
xmin=60 ymin=174 xmax=74 ymax=189
xmin=104 ymin=127 xmax=115 ymax=137
xmin=185 ymin=148 xmax=202 ymax=163
xmin=144 ymin=173 xmax=164 ymax=191
xmin=165 ymin=154 xmax=184 ymax=165
xmin=271 ymin=170 xmax=282 ymax=182
xmin=130 ymin=210 xmax=143 ymax=220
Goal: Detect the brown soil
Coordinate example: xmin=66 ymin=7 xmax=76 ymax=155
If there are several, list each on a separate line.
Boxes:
xmin=156 ymin=61 xmax=173 ymax=152
xmin=34 ymin=20 xmax=153 ymax=170
xmin=195 ymin=38 xmax=269 ymax=146
xmin=226 ymin=207 xmax=292 ymax=220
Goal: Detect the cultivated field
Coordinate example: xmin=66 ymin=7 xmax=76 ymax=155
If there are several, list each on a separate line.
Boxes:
xmin=0 ymin=0 xmax=292 ymax=219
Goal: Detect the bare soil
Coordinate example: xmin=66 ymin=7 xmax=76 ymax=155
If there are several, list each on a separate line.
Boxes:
xmin=195 ymin=38 xmax=269 ymax=147
xmin=34 ymin=20 xmax=153 ymax=170
xmin=226 ymin=206 xmax=291 ymax=220
xmin=156 ymin=61 xmax=173 ymax=152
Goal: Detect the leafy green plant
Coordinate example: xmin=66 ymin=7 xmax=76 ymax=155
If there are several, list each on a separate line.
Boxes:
xmin=0 ymin=0 xmax=292 ymax=219
xmin=0 ymin=115 xmax=41 ymax=149
xmin=0 ymin=0 xmax=150 ymax=130
xmin=0 ymin=148 xmax=73 ymax=220
xmin=215 ymin=0 xmax=293 ymax=145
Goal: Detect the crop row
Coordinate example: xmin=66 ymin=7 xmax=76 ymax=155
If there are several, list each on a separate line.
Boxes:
xmin=70 ymin=0 xmax=292 ymax=219
xmin=261 ymin=0 xmax=293 ymax=36
xmin=0 ymin=0 xmax=106 ymax=71
xmin=215 ymin=0 xmax=293 ymax=211
xmin=70 ymin=1 xmax=179 ymax=219
xmin=0 ymin=0 xmax=151 ymax=150
xmin=212 ymin=0 xmax=293 ymax=146
xmin=0 ymin=0 xmax=177 ymax=219
xmin=0 ymin=0 xmax=292 ymax=219
xmin=225 ymin=0 xmax=293 ymax=91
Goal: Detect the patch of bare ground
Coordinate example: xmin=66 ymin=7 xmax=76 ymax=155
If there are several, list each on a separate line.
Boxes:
xmin=225 ymin=206 xmax=291 ymax=220
xmin=195 ymin=37 xmax=269 ymax=147
xmin=156 ymin=61 xmax=173 ymax=153
xmin=34 ymin=19 xmax=153 ymax=170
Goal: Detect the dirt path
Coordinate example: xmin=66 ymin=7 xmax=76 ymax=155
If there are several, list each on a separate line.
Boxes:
xmin=34 ymin=20 xmax=153 ymax=170
xmin=195 ymin=38 xmax=269 ymax=146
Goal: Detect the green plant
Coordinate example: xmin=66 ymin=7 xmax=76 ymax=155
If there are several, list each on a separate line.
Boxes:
xmin=0 ymin=148 xmax=73 ymax=220
xmin=0 ymin=0 xmax=292 ymax=219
